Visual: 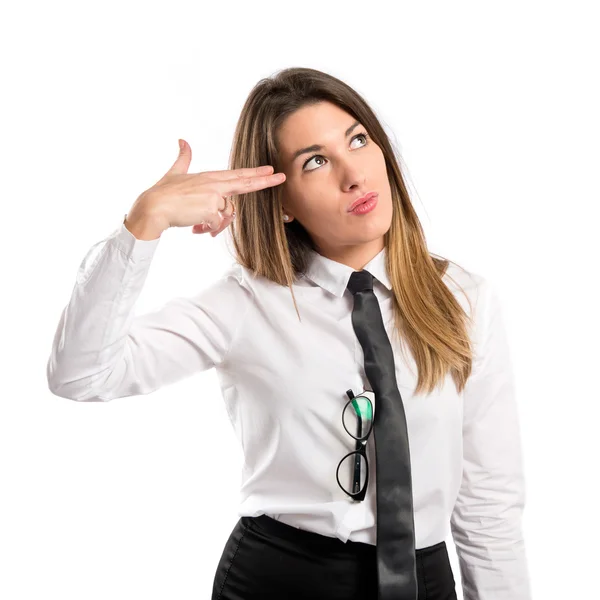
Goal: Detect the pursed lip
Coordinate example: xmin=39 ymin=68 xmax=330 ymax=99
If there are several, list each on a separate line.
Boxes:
xmin=347 ymin=191 xmax=378 ymax=212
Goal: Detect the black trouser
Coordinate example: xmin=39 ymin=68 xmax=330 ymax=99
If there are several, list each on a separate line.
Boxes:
xmin=212 ymin=514 xmax=457 ymax=599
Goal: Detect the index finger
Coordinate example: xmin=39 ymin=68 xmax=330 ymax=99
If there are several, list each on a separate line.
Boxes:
xmin=217 ymin=172 xmax=287 ymax=197
xmin=200 ymin=165 xmax=275 ymax=180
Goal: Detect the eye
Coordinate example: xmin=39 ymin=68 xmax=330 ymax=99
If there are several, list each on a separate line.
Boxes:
xmin=302 ymin=132 xmax=370 ymax=172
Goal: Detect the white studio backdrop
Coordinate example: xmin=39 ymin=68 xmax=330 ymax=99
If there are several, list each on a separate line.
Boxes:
xmin=1 ymin=1 xmax=598 ymax=598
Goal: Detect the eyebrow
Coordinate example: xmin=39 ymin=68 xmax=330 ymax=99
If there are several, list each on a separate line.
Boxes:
xmin=291 ymin=120 xmax=362 ymax=163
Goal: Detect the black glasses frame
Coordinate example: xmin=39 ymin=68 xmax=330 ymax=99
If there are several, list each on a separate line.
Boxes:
xmin=336 ymin=388 xmax=374 ymax=502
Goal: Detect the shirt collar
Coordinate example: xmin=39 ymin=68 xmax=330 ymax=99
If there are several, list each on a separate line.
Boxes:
xmin=302 ymin=246 xmax=392 ymax=298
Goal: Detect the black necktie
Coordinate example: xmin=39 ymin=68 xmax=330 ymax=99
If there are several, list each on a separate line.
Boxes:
xmin=346 ymin=269 xmax=417 ymax=600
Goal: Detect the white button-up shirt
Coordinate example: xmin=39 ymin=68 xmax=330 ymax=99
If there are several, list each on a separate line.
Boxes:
xmin=47 ymin=219 xmax=531 ymax=600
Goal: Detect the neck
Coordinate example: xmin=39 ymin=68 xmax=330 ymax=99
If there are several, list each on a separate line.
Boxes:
xmin=318 ymin=237 xmax=385 ymax=271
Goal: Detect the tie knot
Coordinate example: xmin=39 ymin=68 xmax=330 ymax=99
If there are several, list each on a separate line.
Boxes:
xmin=347 ymin=270 xmax=374 ymax=295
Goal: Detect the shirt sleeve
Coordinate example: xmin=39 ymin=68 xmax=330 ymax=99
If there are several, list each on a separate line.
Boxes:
xmin=46 ymin=218 xmax=251 ymax=402
xmin=450 ymin=277 xmax=532 ymax=600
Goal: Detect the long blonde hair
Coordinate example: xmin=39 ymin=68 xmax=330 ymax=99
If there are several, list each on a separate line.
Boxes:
xmin=226 ymin=67 xmax=474 ymax=396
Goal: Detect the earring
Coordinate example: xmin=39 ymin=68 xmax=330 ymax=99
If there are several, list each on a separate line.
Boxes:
xmin=283 ymin=214 xmax=289 ymax=221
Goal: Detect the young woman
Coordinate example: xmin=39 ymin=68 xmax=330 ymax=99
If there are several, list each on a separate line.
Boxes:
xmin=47 ymin=67 xmax=531 ymax=600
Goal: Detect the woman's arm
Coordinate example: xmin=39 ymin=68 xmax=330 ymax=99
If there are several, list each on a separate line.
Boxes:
xmin=47 ymin=219 xmax=250 ymax=402
xmin=450 ymin=277 xmax=532 ymax=600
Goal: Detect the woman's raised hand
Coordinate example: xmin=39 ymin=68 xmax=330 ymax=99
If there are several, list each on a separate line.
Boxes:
xmin=125 ymin=139 xmax=287 ymax=240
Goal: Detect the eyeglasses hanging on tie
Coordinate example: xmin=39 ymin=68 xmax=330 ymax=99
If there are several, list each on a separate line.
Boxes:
xmin=336 ymin=388 xmax=374 ymax=502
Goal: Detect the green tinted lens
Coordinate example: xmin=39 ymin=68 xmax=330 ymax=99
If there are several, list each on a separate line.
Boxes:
xmin=343 ymin=395 xmax=373 ymax=440
xmin=351 ymin=395 xmax=373 ymax=420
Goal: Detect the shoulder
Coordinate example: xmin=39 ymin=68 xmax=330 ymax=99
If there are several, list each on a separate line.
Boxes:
xmin=212 ymin=262 xmax=256 ymax=297
xmin=182 ymin=262 xmax=256 ymax=315
xmin=441 ymin=260 xmax=501 ymax=329
xmin=441 ymin=261 xmax=509 ymax=372
xmin=441 ymin=260 xmax=483 ymax=308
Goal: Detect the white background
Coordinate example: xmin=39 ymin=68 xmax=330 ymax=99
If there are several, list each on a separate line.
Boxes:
xmin=1 ymin=1 xmax=598 ymax=598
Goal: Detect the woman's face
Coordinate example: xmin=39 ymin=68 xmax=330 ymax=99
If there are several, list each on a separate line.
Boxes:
xmin=276 ymin=100 xmax=393 ymax=265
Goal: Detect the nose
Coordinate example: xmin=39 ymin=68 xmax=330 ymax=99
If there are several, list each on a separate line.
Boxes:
xmin=337 ymin=159 xmax=367 ymax=190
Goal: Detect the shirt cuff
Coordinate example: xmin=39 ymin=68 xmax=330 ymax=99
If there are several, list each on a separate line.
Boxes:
xmin=110 ymin=214 xmax=162 ymax=262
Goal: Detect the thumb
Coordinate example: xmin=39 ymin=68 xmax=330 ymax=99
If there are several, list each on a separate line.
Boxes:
xmin=165 ymin=138 xmax=192 ymax=176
